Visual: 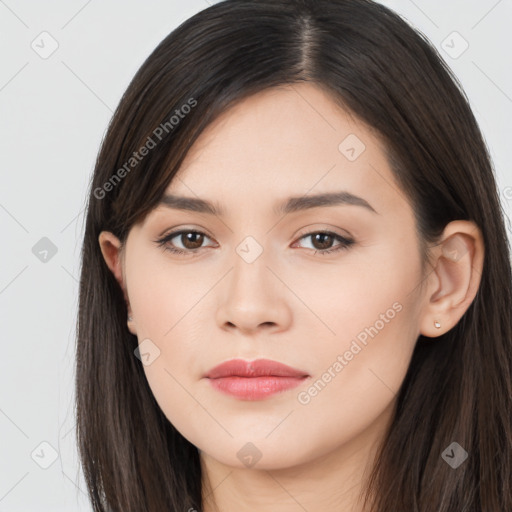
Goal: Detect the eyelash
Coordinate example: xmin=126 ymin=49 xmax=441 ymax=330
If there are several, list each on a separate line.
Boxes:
xmin=155 ymin=229 xmax=355 ymax=257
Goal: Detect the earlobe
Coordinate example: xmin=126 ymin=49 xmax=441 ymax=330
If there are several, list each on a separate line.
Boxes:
xmin=419 ymin=221 xmax=484 ymax=338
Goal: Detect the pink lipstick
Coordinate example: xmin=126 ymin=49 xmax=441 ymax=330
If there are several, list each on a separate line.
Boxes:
xmin=204 ymin=358 xmax=309 ymax=400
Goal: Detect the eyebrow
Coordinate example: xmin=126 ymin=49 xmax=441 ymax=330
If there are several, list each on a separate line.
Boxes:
xmin=158 ymin=190 xmax=378 ymax=216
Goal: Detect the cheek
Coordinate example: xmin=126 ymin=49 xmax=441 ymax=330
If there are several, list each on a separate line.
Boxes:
xmin=294 ymin=242 xmax=422 ymax=403
xmin=282 ymin=239 xmax=420 ymax=341
xmin=125 ymin=253 xmax=217 ymax=422
xmin=292 ymin=296 xmax=418 ymax=460
xmin=126 ymin=251 xmax=216 ymax=340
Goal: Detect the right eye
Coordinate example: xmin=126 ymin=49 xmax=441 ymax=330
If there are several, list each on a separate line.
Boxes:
xmin=155 ymin=229 xmax=217 ymax=256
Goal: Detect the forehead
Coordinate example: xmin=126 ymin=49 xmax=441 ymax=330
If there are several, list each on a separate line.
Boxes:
xmin=165 ymin=83 xmax=408 ymax=218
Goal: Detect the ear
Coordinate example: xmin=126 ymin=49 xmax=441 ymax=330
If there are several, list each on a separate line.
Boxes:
xmin=98 ymin=231 xmax=137 ymax=334
xmin=419 ymin=220 xmax=484 ymax=338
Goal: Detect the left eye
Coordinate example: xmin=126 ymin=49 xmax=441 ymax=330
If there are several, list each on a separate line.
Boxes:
xmin=155 ymin=230 xmax=354 ymax=256
xmin=293 ymin=231 xmax=354 ymax=254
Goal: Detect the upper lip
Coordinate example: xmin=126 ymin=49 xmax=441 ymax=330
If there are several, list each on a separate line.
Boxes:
xmin=205 ymin=358 xmax=309 ymax=379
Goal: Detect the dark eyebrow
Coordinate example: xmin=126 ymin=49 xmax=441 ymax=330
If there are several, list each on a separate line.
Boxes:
xmin=159 ymin=194 xmax=224 ymax=216
xmin=275 ymin=191 xmax=378 ymax=215
xmin=158 ymin=190 xmax=377 ymax=217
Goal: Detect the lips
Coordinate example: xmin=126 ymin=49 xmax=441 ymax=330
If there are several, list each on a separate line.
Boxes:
xmin=204 ymin=358 xmax=309 ymax=400
xmin=205 ymin=358 xmax=309 ymax=379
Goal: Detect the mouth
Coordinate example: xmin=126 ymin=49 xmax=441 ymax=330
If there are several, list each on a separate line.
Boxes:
xmin=204 ymin=358 xmax=310 ymax=400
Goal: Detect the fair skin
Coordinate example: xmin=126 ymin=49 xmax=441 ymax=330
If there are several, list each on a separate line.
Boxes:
xmin=98 ymin=83 xmax=484 ymax=511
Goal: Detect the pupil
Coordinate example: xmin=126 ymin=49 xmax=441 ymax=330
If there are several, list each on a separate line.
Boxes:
xmin=314 ymin=233 xmax=332 ymax=249
xmin=184 ymin=232 xmax=203 ymax=249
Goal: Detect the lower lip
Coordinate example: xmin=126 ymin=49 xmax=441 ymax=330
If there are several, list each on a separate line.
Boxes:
xmin=207 ymin=376 xmax=307 ymax=400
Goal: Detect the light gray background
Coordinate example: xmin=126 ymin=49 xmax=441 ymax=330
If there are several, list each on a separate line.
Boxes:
xmin=1 ymin=1 xmax=511 ymax=510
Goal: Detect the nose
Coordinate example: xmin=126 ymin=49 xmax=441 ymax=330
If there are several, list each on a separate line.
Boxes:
xmin=215 ymin=247 xmax=293 ymax=336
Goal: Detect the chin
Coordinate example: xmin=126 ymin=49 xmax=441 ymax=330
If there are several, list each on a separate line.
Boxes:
xmin=200 ymin=436 xmax=313 ymax=471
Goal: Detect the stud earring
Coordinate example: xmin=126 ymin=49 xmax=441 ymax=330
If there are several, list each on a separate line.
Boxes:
xmin=128 ymin=315 xmax=133 ymax=322
xmin=434 ymin=320 xmax=441 ymax=329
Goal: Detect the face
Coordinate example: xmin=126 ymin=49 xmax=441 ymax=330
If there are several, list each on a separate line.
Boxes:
xmin=111 ymin=83 xmax=428 ymax=470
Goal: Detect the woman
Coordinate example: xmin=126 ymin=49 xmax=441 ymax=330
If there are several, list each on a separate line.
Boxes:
xmin=76 ymin=0 xmax=512 ymax=510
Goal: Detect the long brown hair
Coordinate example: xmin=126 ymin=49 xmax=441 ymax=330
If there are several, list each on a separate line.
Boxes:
xmin=76 ymin=0 xmax=512 ymax=510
